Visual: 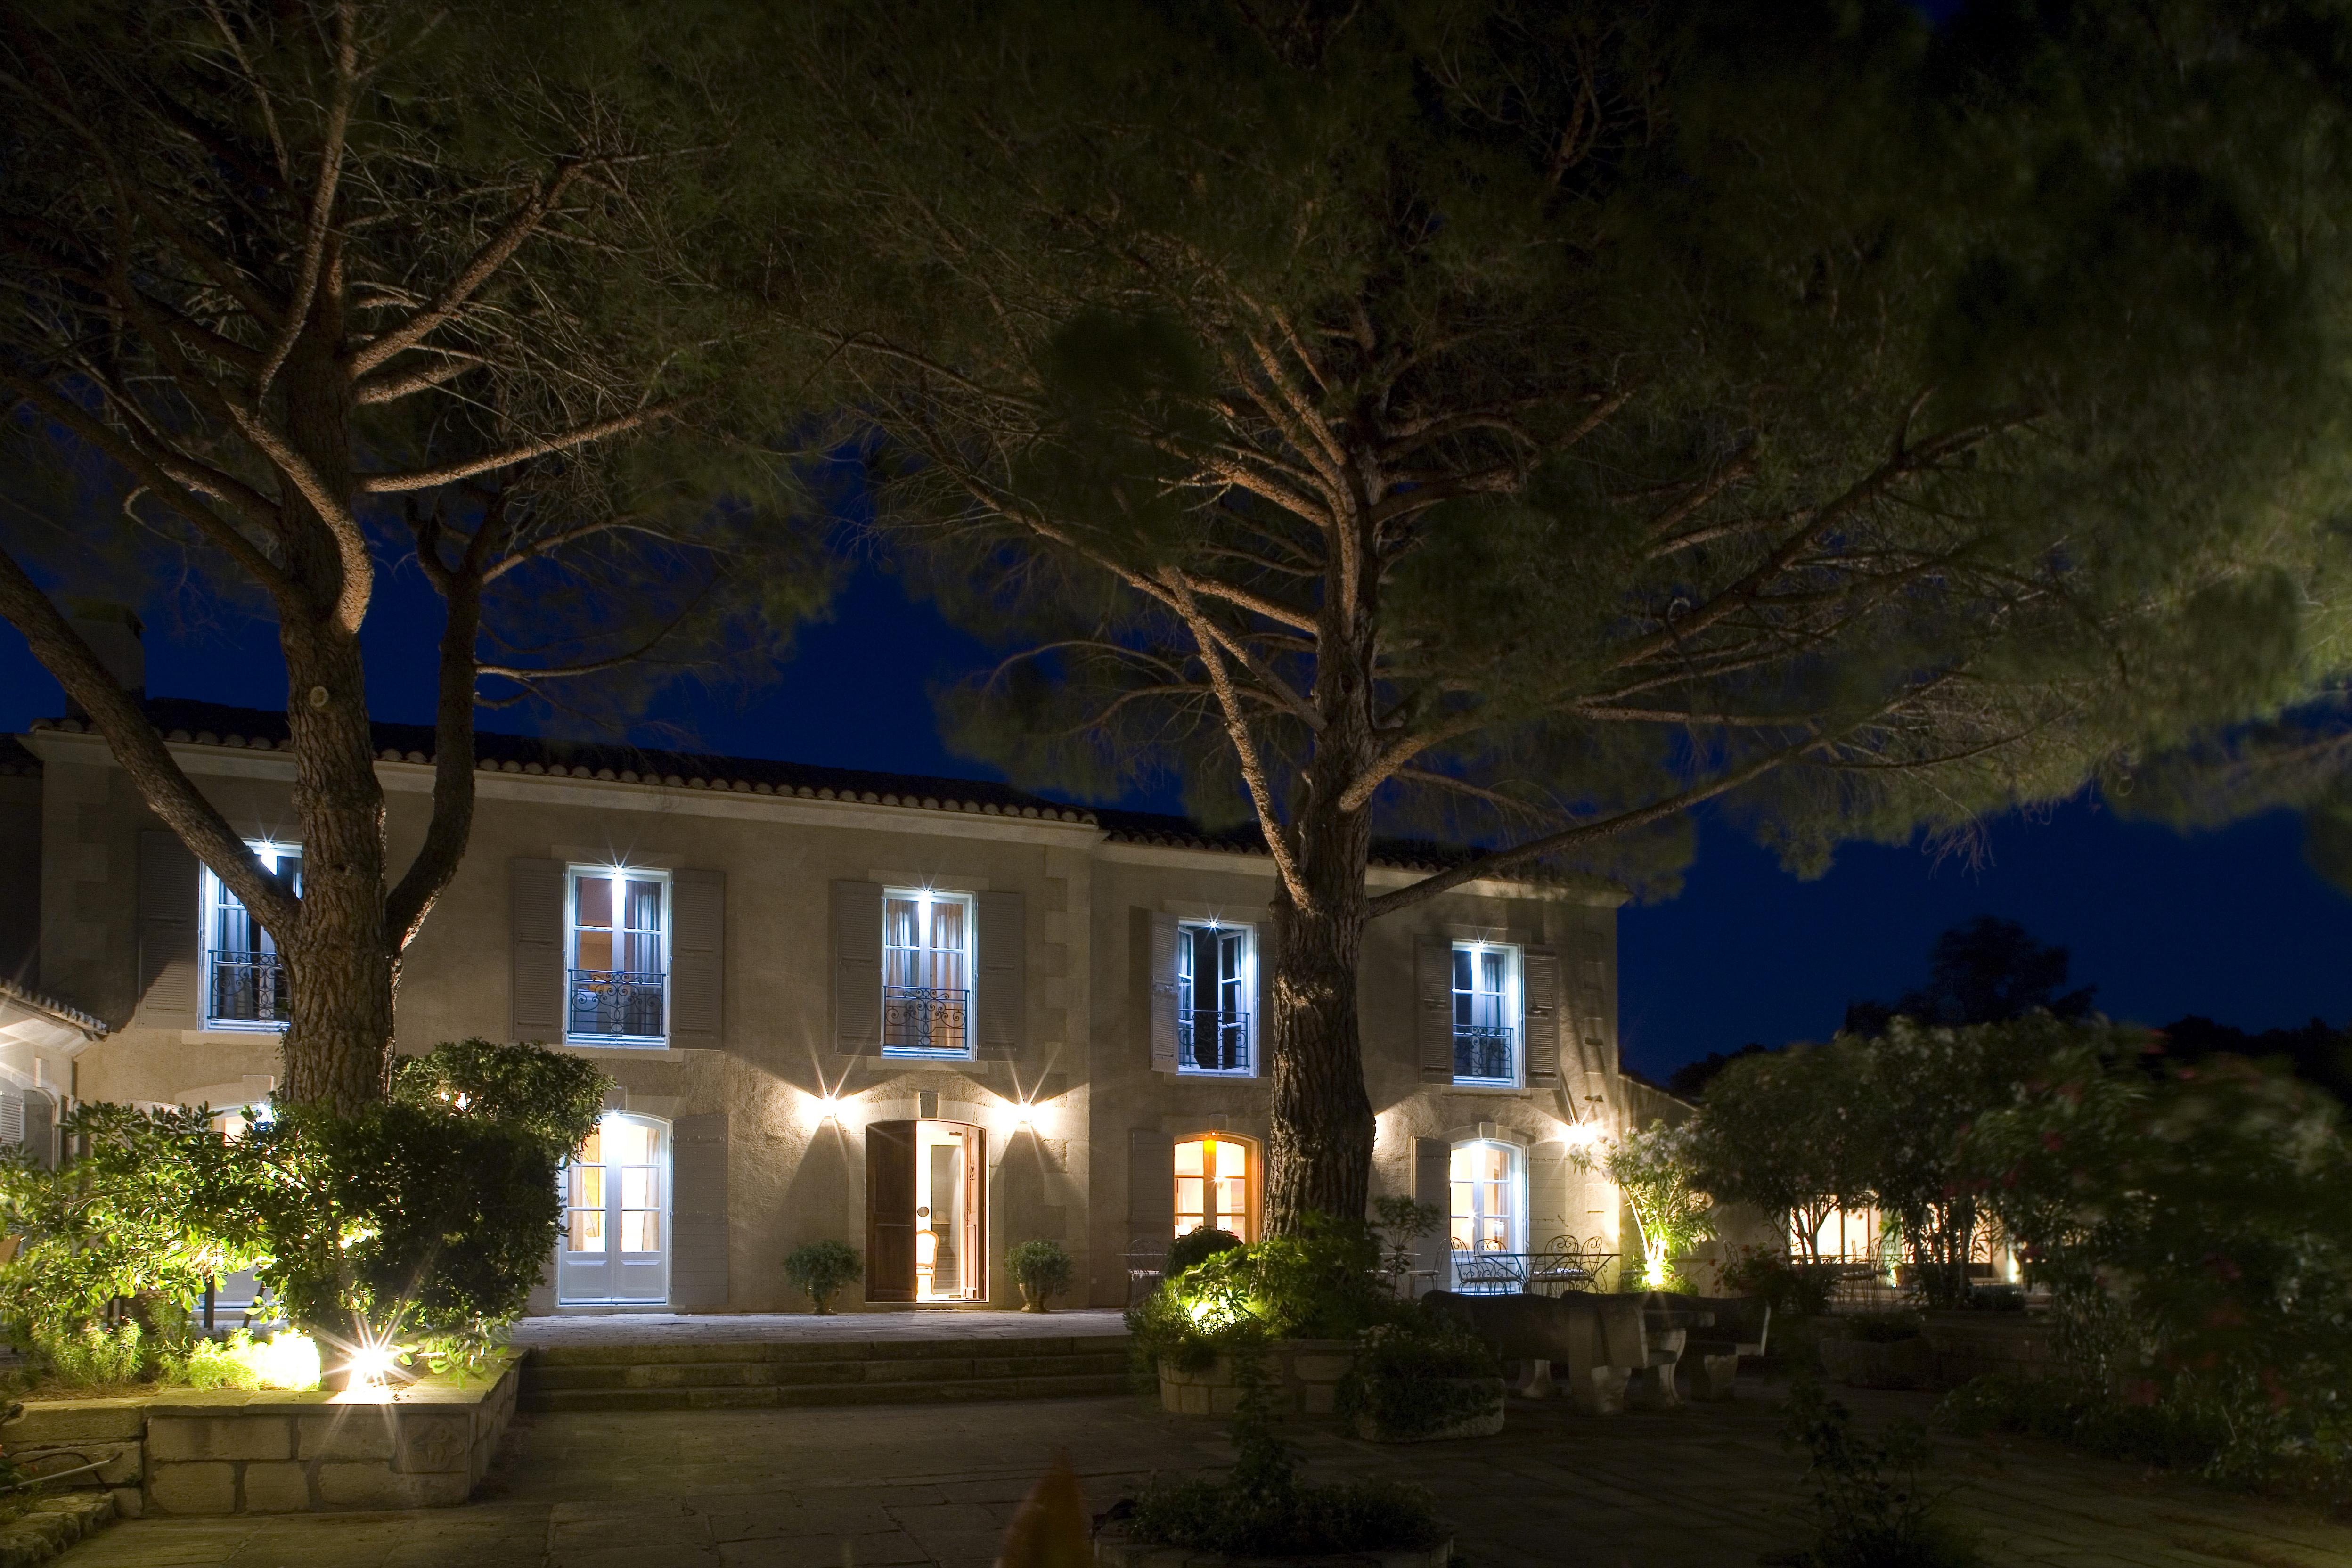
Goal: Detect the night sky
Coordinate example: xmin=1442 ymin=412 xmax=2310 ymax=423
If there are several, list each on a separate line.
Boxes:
xmin=6 ymin=563 xmax=2348 ymax=1079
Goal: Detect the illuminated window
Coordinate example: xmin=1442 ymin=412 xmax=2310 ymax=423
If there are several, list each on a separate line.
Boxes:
xmin=1450 ymin=1139 xmax=1522 ymax=1254
xmin=1173 ymin=1134 xmax=1254 ymax=1241
xmin=558 ymin=1113 xmax=670 ymax=1305
xmin=1451 ymin=943 xmax=1519 ymax=1084
xmin=1176 ymin=923 xmax=1253 ymax=1074
xmin=567 ymin=867 xmax=669 ymax=1043
xmin=202 ymin=841 xmax=300 ymax=1029
xmin=883 ymin=889 xmax=973 ymax=1056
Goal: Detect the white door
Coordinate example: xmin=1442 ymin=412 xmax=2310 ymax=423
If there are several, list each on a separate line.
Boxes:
xmin=558 ymin=1113 xmax=671 ymax=1305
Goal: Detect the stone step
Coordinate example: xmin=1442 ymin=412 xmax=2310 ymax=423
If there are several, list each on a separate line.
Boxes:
xmin=517 ymin=1369 xmax=1134 ymax=1413
xmin=523 ymin=1349 xmax=1130 ymax=1392
xmin=523 ymin=1333 xmax=1131 ymax=1368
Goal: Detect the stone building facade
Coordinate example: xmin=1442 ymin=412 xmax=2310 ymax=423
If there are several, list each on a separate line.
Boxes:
xmin=0 ymin=697 xmax=1641 ymax=1314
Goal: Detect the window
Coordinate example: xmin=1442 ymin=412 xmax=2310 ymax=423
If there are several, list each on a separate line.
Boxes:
xmin=883 ymin=889 xmax=972 ymax=1056
xmin=1176 ymin=922 xmax=1253 ymax=1074
xmin=1449 ymin=1139 xmax=1522 ymax=1256
xmin=1451 ymin=942 xmax=1519 ymax=1084
xmin=1174 ymin=1134 xmax=1254 ymax=1241
xmin=203 ymin=841 xmax=300 ymax=1029
xmin=568 ymin=867 xmax=669 ymax=1043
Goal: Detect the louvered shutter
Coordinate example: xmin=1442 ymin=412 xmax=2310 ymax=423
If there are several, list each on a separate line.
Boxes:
xmin=975 ymin=890 xmax=1025 ymax=1056
xmin=1522 ymin=946 xmax=1562 ymax=1086
xmin=1146 ymin=911 xmax=1179 ymax=1072
xmin=670 ymin=1113 xmax=729 ymax=1307
xmin=509 ymin=858 xmax=565 ymax=1040
xmin=1251 ymin=919 xmax=1278 ymax=1078
xmin=21 ymin=1092 xmax=52 ymax=1172
xmin=1413 ymin=1137 xmax=1453 ymax=1289
xmin=670 ymin=869 xmax=725 ymax=1047
xmin=0 ymin=1092 xmax=21 ymax=1147
xmin=832 ymin=880 xmax=882 ymax=1054
xmin=1414 ymin=936 xmax=1455 ymax=1081
xmin=1127 ymin=1127 xmax=1175 ymax=1236
xmin=138 ymin=830 xmax=201 ymax=1024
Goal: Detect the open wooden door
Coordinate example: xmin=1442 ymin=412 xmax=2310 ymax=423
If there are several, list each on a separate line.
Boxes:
xmin=866 ymin=1120 xmax=918 ymax=1301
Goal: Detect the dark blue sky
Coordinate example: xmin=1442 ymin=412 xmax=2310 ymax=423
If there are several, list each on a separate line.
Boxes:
xmin=5 ymin=565 xmax=2348 ymax=1078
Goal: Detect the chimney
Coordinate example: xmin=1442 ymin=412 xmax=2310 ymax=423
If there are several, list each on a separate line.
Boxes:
xmin=62 ymin=601 xmax=145 ymax=717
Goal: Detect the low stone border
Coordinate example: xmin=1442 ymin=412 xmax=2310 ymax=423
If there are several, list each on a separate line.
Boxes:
xmin=1096 ymin=1526 xmax=1452 ymax=1567
xmin=0 ymin=1492 xmax=117 ymax=1568
xmin=1157 ymin=1340 xmax=1356 ymax=1418
xmin=7 ymin=1354 xmax=518 ymax=1517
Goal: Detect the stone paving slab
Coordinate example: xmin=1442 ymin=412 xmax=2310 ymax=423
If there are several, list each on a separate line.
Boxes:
xmin=52 ymin=1376 xmax=2352 ymax=1568
xmin=510 ymin=1311 xmax=1129 ymax=1348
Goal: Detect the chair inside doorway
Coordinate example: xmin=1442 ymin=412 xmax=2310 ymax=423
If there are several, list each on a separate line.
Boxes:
xmin=866 ymin=1119 xmax=986 ymax=1303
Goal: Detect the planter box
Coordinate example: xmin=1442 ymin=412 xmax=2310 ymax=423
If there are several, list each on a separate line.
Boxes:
xmin=1158 ymin=1340 xmax=1356 ymax=1419
xmin=1818 ymin=1336 xmax=1935 ymax=1391
xmin=1096 ymin=1526 xmax=1453 ymax=1567
xmin=1349 ymin=1377 xmax=1506 ymax=1443
xmin=7 ymin=1354 xmax=519 ymax=1518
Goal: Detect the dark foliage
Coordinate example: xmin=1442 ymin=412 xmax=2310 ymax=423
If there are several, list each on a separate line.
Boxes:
xmin=1844 ymin=917 xmax=2095 ymax=1037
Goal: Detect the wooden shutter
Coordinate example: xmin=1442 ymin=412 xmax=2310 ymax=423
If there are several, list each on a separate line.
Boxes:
xmin=1127 ymin=1127 xmax=1175 ymax=1236
xmin=1252 ymin=919 xmax=1278 ymax=1079
xmin=1413 ymin=1137 xmax=1453 ymax=1287
xmin=865 ymin=1120 xmax=917 ymax=1301
xmin=1414 ymin=936 xmax=1455 ymax=1081
xmin=1527 ymin=1138 xmax=1571 ymax=1251
xmin=1147 ymin=911 xmax=1179 ymax=1072
xmin=137 ymin=830 xmax=201 ymax=1024
xmin=670 ymin=869 xmax=725 ymax=1048
xmin=1522 ymin=946 xmax=1562 ymax=1086
xmin=509 ymin=858 xmax=565 ymax=1040
xmin=0 ymin=1091 xmax=20 ymax=1148
xmin=670 ymin=1113 xmax=729 ymax=1307
xmin=832 ymin=880 xmax=882 ymax=1055
xmin=975 ymin=889 xmax=1025 ymax=1056
xmin=22 ymin=1091 xmax=53 ymax=1172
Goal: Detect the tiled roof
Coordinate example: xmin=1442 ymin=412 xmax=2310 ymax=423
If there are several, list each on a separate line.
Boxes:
xmin=26 ymin=698 xmax=1587 ymax=883
xmin=0 ymin=975 xmax=107 ymax=1037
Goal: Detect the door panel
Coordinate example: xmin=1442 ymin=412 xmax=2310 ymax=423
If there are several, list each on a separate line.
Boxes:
xmin=557 ymin=1114 xmax=671 ymax=1305
xmin=866 ymin=1120 xmax=918 ymax=1301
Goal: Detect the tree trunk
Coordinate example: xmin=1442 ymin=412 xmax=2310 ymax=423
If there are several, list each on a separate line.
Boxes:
xmin=272 ymin=305 xmax=397 ymax=1115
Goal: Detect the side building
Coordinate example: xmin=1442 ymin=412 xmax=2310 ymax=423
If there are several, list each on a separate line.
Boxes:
xmin=2 ymin=697 xmax=1642 ymax=1313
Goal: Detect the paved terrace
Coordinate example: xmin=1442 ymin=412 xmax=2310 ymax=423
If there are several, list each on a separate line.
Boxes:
xmin=507 ymin=1311 xmax=1131 ymax=1348
xmin=57 ymin=1373 xmax=2350 ymax=1568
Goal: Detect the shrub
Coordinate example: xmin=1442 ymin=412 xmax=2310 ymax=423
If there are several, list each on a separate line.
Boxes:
xmin=1843 ymin=1311 xmax=1926 ymax=1345
xmin=155 ymin=1329 xmax=321 ymax=1392
xmin=1127 ymin=1218 xmax=1405 ymax=1374
xmin=1571 ymin=1121 xmax=1715 ymax=1290
xmin=1785 ymin=1377 xmax=1981 ymax=1568
xmin=1007 ymin=1239 xmax=1076 ymax=1302
xmin=1722 ymin=1247 xmax=1834 ymax=1317
xmin=36 ymin=1321 xmax=146 ymax=1388
xmin=1164 ymin=1226 xmax=1244 ymax=1280
xmin=782 ymin=1240 xmax=864 ymax=1313
xmin=1335 ymin=1315 xmax=1501 ymax=1438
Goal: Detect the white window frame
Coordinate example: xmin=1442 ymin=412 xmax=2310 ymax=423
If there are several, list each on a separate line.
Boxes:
xmin=1450 ymin=940 xmax=1522 ymax=1087
xmin=882 ymin=887 xmax=976 ymax=1060
xmin=565 ymin=865 xmax=671 ymax=1046
xmin=1175 ymin=920 xmax=1256 ymax=1077
xmin=200 ymin=840 xmax=300 ymax=1032
xmin=1449 ymin=1137 xmax=1527 ymax=1266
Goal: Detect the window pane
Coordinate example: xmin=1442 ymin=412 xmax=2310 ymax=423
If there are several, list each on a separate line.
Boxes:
xmin=577 ymin=877 xmax=613 ymax=929
xmin=1173 ymin=1139 xmax=1204 ymax=1177
xmin=571 ymin=1166 xmax=604 ymax=1207
xmin=577 ymin=1128 xmax=602 ymax=1164
xmin=611 ymin=1122 xmax=653 ymax=1163
xmin=1175 ymin=1176 xmax=1205 ymax=1220
xmin=1215 ymin=1141 xmax=1247 ymax=1179
xmin=621 ymin=1210 xmax=660 ymax=1252
xmin=568 ymin=1209 xmax=602 ymax=1250
xmin=624 ymin=879 xmax=662 ymax=931
xmin=621 ymin=1167 xmax=655 ymax=1209
xmin=577 ymin=929 xmax=614 ymax=971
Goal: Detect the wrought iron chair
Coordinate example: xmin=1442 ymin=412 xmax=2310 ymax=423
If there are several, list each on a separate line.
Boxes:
xmin=1125 ymin=1236 xmax=1169 ymax=1304
xmin=1450 ymin=1246 xmax=1525 ymax=1296
xmin=1528 ymin=1234 xmax=1595 ymax=1296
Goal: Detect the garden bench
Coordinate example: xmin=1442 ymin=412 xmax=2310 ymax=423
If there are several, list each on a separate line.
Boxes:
xmin=1422 ymin=1290 xmax=1650 ymax=1414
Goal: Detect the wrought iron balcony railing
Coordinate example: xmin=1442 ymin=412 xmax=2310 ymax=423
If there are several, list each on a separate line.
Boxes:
xmin=206 ymin=949 xmax=288 ymax=1025
xmin=1178 ymin=1007 xmax=1251 ymax=1073
xmin=884 ymin=984 xmax=969 ymax=1053
xmin=1453 ymin=1023 xmax=1515 ymax=1081
xmin=569 ymin=968 xmax=666 ymax=1039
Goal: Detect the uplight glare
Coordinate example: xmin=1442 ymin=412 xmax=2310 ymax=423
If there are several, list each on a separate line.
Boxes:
xmin=255 ymin=1333 xmax=322 ymax=1391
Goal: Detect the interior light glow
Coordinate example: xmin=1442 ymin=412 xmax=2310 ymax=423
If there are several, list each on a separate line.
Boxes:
xmin=254 ymin=1333 xmax=322 ymax=1391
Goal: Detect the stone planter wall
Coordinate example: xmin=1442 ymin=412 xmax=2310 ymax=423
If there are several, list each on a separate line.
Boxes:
xmin=1921 ymin=1314 xmax=2066 ymax=1387
xmin=1157 ymin=1339 xmax=1356 ymax=1418
xmin=6 ymin=1356 xmax=518 ymax=1518
xmin=1097 ymin=1527 xmax=1453 ymax=1567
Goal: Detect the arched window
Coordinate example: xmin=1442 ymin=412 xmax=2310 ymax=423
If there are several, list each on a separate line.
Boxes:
xmin=1449 ymin=1139 xmax=1523 ymax=1254
xmin=1173 ymin=1134 xmax=1256 ymax=1241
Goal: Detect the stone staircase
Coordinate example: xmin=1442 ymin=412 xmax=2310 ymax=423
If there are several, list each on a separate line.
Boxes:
xmin=518 ymin=1333 xmax=1134 ymax=1413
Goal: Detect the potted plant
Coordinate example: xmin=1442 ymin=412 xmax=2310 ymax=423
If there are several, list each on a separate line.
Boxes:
xmin=1338 ymin=1319 xmax=1506 ymax=1443
xmin=781 ymin=1240 xmax=863 ymax=1315
xmin=1007 ymin=1239 xmax=1075 ymax=1312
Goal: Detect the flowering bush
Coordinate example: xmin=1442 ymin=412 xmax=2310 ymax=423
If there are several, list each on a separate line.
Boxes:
xmin=1689 ymin=1042 xmax=1878 ymax=1262
xmin=1572 ymin=1120 xmax=1714 ymax=1289
xmin=1126 ymin=1218 xmax=1405 ymax=1372
xmin=1959 ymin=1042 xmax=2352 ymax=1496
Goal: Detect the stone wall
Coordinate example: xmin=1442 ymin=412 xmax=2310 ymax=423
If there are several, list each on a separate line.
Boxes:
xmin=1156 ymin=1339 xmax=1355 ymax=1418
xmin=6 ymin=1358 xmax=518 ymax=1517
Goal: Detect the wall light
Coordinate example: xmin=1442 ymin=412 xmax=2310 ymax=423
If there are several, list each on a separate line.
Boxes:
xmin=818 ymin=1095 xmax=841 ymax=1119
